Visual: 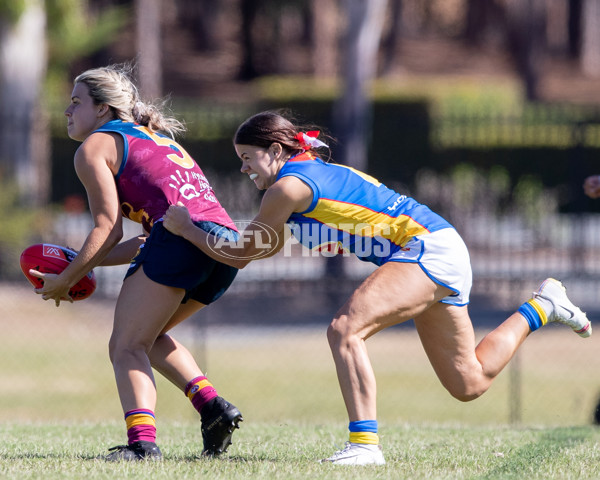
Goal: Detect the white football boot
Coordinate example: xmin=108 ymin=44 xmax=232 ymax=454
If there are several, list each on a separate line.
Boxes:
xmin=321 ymin=442 xmax=386 ymax=466
xmin=532 ymin=278 xmax=592 ymax=338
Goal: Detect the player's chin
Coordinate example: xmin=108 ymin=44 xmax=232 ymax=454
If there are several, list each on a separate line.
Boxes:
xmin=256 ymin=179 xmax=272 ymax=191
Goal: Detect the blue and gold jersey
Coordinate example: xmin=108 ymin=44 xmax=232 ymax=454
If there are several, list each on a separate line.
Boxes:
xmin=278 ymin=153 xmax=453 ymax=265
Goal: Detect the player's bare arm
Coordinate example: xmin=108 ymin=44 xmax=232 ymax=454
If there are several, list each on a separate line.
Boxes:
xmin=99 ymin=235 xmax=147 ymax=266
xmin=164 ymin=175 xmax=312 ymax=269
xmin=32 ymin=133 xmax=124 ymax=304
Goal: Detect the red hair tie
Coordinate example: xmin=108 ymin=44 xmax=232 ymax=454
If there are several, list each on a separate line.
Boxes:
xmin=294 ymin=131 xmax=329 ymax=151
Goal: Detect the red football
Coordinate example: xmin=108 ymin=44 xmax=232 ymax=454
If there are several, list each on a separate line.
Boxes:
xmin=20 ymin=243 xmax=97 ymax=301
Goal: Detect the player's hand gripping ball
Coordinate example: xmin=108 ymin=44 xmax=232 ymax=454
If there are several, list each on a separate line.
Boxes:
xmin=20 ymin=244 xmax=97 ymax=301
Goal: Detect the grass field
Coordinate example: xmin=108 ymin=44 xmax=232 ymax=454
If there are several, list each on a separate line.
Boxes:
xmin=1 ymin=283 xmax=600 ymax=478
xmin=1 ymin=422 xmax=600 ymax=479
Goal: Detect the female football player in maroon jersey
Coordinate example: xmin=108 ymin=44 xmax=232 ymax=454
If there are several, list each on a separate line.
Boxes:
xmin=32 ymin=64 xmax=242 ymax=460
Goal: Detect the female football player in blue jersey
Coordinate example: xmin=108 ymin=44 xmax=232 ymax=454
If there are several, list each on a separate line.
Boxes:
xmin=30 ymin=64 xmax=243 ymax=461
xmin=163 ymin=110 xmax=592 ymax=466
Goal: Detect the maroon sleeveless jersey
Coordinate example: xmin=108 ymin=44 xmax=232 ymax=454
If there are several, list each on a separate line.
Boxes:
xmin=94 ymin=120 xmax=236 ymax=233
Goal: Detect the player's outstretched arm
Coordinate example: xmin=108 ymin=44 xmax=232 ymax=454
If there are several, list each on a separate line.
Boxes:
xmin=164 ymin=176 xmax=312 ymax=269
xmin=163 ymin=201 xmax=285 ymax=269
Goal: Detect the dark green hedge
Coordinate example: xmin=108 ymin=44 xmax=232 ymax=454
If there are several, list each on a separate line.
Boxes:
xmin=50 ymin=99 xmax=600 ymax=213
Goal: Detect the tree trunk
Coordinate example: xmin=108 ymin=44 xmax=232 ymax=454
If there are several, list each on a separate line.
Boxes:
xmin=0 ymin=0 xmax=48 ymax=206
xmin=136 ymin=0 xmax=162 ymax=99
xmin=176 ymin=0 xmax=220 ymax=51
xmin=333 ymin=0 xmax=388 ymax=171
xmin=568 ymin=0 xmax=583 ymax=58
xmin=504 ymin=0 xmax=546 ymax=101
xmin=463 ymin=0 xmax=505 ymax=46
xmin=380 ymin=0 xmax=402 ymax=76
xmin=545 ymin=0 xmax=569 ymax=54
xmin=328 ymin=0 xmax=388 ymax=283
xmin=581 ymin=0 xmax=600 ymax=77
xmin=310 ymin=0 xmax=339 ymax=78
xmin=464 ymin=0 xmax=487 ymax=43
xmin=238 ymin=0 xmax=260 ymax=80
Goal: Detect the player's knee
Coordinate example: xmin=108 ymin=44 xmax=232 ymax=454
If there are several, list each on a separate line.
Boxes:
xmin=326 ymin=323 xmax=338 ymax=349
xmin=108 ymin=334 xmax=151 ymax=366
xmin=450 ymin=390 xmax=481 ymax=402
xmin=108 ymin=334 xmax=120 ymax=363
xmin=445 ymin=382 xmax=487 ymax=402
xmin=327 ymin=316 xmax=347 ymax=345
xmin=327 ymin=315 xmax=362 ymax=352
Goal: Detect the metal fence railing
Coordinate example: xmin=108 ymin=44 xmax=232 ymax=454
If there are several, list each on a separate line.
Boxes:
xmin=20 ymin=209 xmax=597 ymax=427
xmin=4 ymin=104 xmax=600 ymax=427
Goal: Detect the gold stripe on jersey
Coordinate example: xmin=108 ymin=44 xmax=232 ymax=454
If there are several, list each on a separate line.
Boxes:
xmin=304 ymin=198 xmax=431 ymax=247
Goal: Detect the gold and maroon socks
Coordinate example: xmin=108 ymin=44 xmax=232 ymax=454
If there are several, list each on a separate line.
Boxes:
xmin=125 ymin=409 xmax=156 ymax=444
xmin=185 ymin=376 xmax=218 ymax=413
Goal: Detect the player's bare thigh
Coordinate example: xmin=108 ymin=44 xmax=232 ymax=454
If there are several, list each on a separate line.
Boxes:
xmin=331 ymin=261 xmax=453 ymax=339
xmin=112 ymin=268 xmax=186 ymax=346
xmin=160 ymin=299 xmax=206 ymax=335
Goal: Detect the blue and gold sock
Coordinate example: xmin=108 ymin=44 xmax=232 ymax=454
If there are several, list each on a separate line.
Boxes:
xmin=518 ymin=299 xmax=549 ymax=332
xmin=348 ymin=420 xmax=379 ymax=445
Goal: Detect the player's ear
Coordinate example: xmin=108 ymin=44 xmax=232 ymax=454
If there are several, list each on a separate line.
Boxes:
xmin=97 ymin=104 xmax=110 ymax=117
xmin=269 ymin=142 xmax=283 ymax=159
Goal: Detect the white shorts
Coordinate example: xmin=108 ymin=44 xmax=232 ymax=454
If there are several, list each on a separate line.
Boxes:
xmin=388 ymin=228 xmax=472 ymax=306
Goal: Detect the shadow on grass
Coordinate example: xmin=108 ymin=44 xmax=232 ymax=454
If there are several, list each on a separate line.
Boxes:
xmin=168 ymin=453 xmax=279 ymax=463
xmin=0 ymin=453 xmax=101 ymax=461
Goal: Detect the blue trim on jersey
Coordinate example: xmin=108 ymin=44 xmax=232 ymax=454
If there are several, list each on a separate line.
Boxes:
xmin=281 ymin=168 xmax=320 ymax=214
xmin=94 ymin=119 xmax=176 ymax=180
xmin=95 ymin=120 xmax=131 ymax=180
